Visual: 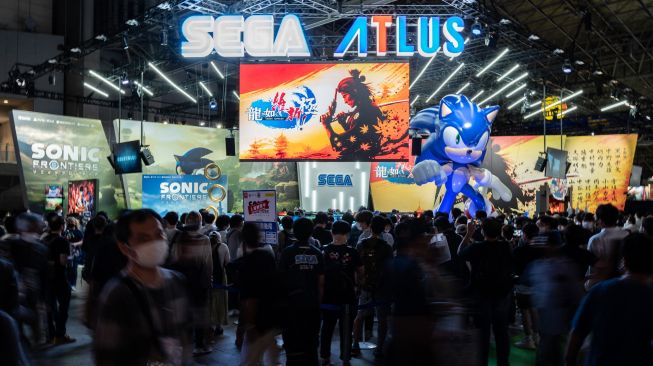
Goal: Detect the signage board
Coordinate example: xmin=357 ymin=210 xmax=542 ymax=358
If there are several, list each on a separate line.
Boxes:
xmin=243 ymin=189 xmax=278 ymax=245
xmin=298 ymin=162 xmax=371 ymax=212
xmin=142 ymin=174 xmax=228 ymax=217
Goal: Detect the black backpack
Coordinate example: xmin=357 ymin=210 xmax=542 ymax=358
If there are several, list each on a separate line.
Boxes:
xmin=359 ymin=238 xmax=390 ymax=291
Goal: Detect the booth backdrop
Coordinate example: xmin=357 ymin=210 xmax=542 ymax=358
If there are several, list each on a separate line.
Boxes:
xmin=10 ymin=110 xmax=126 ymax=217
xmin=298 ymin=161 xmax=371 ymax=212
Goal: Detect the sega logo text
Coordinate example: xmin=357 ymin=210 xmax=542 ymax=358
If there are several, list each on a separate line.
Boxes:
xmin=317 ymin=174 xmax=353 ymax=187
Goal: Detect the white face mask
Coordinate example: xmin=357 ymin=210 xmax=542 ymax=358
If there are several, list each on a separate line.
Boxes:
xmin=132 ymin=240 xmax=168 ymax=269
xmin=582 ymin=222 xmax=594 ymax=230
xmin=356 ymin=223 xmax=363 ymax=231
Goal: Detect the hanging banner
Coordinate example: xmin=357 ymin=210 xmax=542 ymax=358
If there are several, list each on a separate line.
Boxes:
xmin=142 ymin=174 xmax=228 ymax=217
xmin=243 ymin=190 xmax=278 ymax=245
xmin=10 ymin=110 xmax=125 ymax=217
xmin=298 ymin=161 xmax=371 ymax=212
xmin=239 ymin=62 xmax=410 ymax=161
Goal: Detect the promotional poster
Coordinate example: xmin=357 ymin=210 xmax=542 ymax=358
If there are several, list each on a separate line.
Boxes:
xmin=67 ymin=179 xmax=97 ymax=218
xmin=298 ymin=161 xmax=371 ymax=212
xmin=237 ymin=162 xmax=300 ymax=213
xmin=239 ymin=62 xmax=410 ymax=161
xmin=370 ymin=157 xmax=438 ymax=213
xmin=243 ymin=190 xmax=278 ymax=245
xmin=44 ymin=184 xmax=63 ymax=211
xmin=10 ymin=110 xmax=125 ymax=217
xmin=142 ymin=174 xmax=229 ymax=217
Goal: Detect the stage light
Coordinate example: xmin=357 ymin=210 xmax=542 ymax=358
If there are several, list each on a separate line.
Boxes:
xmin=497 ymin=64 xmax=519 ymax=81
xmin=592 ymin=67 xmax=604 ymax=76
xmin=216 ymin=123 xmax=223 ymax=128
xmin=646 ymin=115 xmax=651 ymax=121
xmin=3 ymin=100 xmax=8 ymax=104
xmin=505 ymin=83 xmax=527 ymax=98
xmin=210 ymin=61 xmax=225 ymax=79
xmin=148 ymin=62 xmax=197 ymax=103
xmin=160 ymin=29 xmax=168 ymax=46
xmin=470 ymin=90 xmax=484 ymax=101
xmin=89 ymin=70 xmax=125 ymax=94
xmin=95 ymin=34 xmax=107 ymax=42
xmin=426 ymin=63 xmax=465 ymax=102
xmin=471 ymin=18 xmax=482 ymax=36
xmin=122 ymin=35 xmax=129 ymax=50
xmin=133 ymin=81 xmax=154 ymax=96
xmin=475 ymin=48 xmax=509 ymax=77
xmin=507 ymin=96 xmax=526 ymax=110
xmin=83 ymin=82 xmax=109 ymax=98
xmin=121 ymin=72 xmax=129 ymax=85
xmin=209 ymin=98 xmax=218 ymax=110
xmin=553 ymin=48 xmax=564 ymax=55
xmin=575 ymin=60 xmax=585 ymax=65
xmin=232 ymin=90 xmax=240 ymax=100
xmin=410 ymin=95 xmax=420 ymax=107
xmin=478 ymin=72 xmax=529 ymax=105
xmin=199 ymin=81 xmax=213 ymax=97
xmin=126 ymin=19 xmax=139 ymax=27
xmin=562 ymin=59 xmax=573 ymax=74
xmin=455 ymin=82 xmax=470 ymax=94
xmin=199 ymin=121 xmax=206 ymax=126
xmin=410 ymin=48 xmax=440 ymax=89
xmin=600 ymin=100 xmax=629 ymax=112
xmin=528 ymin=34 xmax=540 ymax=41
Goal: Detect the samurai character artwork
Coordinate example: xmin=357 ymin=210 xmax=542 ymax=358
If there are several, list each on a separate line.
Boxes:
xmin=320 ymin=69 xmax=407 ymax=160
xmin=411 ymin=94 xmax=513 ymax=216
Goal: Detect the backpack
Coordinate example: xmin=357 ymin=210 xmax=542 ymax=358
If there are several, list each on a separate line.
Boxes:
xmin=359 ymin=238 xmax=390 ymax=292
xmin=475 ymin=242 xmax=513 ymax=297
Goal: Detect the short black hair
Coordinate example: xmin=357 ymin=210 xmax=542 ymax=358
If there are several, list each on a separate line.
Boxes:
xmin=314 ymin=212 xmax=328 ymax=225
xmin=341 ymin=212 xmax=355 ymax=225
xmin=281 ymin=215 xmax=294 ymax=230
xmin=371 ymin=215 xmax=386 ymax=235
xmin=92 ymin=215 xmax=109 ymax=233
xmin=242 ymin=222 xmax=261 ymax=247
xmin=502 ymin=224 xmax=514 ymax=240
xmin=622 ymin=233 xmax=653 ymax=274
xmin=49 ymin=215 xmax=65 ymax=232
xmin=451 ymin=207 xmax=462 ymax=219
xmin=216 ymin=214 xmax=230 ymax=230
xmin=582 ymin=213 xmax=595 ymax=222
xmin=115 ymin=209 xmax=162 ymax=244
xmin=434 ymin=216 xmax=450 ymax=232
xmin=558 ymin=217 xmax=569 ymax=227
xmin=293 ymin=217 xmax=314 ymax=242
xmin=331 ymin=220 xmax=351 ymax=235
xmin=229 ymin=214 xmax=244 ymax=228
xmin=522 ymin=223 xmax=539 ymax=240
xmin=204 ymin=213 xmax=215 ymax=225
xmin=163 ymin=212 xmax=179 ymax=226
xmin=3 ymin=216 xmax=17 ymax=234
xmin=564 ymin=224 xmax=587 ymax=248
xmin=355 ymin=210 xmax=373 ymax=226
xmin=475 ymin=210 xmax=488 ymax=220
xmin=538 ymin=215 xmax=556 ymax=229
xmin=596 ymin=204 xmax=619 ymax=226
xmin=423 ymin=210 xmax=434 ymax=219
xmin=481 ymin=218 xmax=503 ymax=239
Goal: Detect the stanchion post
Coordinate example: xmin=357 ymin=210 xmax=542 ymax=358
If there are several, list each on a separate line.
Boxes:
xmin=343 ymin=304 xmax=351 ymax=362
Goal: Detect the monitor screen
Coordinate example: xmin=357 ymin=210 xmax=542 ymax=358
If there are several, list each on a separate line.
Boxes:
xmin=545 ymin=147 xmax=568 ymax=179
xmin=113 ymin=140 xmax=142 ymax=174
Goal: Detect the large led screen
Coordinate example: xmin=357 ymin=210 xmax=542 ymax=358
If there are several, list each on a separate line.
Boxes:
xmin=10 ymin=110 xmax=126 ymax=217
xmin=239 ymin=62 xmax=410 ymax=161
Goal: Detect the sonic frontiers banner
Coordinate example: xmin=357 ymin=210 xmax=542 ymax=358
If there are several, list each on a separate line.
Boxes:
xmin=142 ymin=174 xmax=228 ymax=217
xmin=10 ymin=110 xmax=125 ymax=216
xmin=239 ymin=62 xmax=410 ymax=161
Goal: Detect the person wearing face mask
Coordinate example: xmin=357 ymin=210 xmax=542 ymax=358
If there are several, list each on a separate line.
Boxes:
xmin=381 ymin=217 xmax=395 ymax=248
xmin=312 ymin=212 xmax=333 ymax=248
xmin=354 ymin=210 xmax=374 ymax=245
xmin=585 ymin=204 xmax=629 ymax=291
xmin=94 ymin=209 xmax=191 ymax=366
xmin=167 ymin=211 xmax=213 ymax=356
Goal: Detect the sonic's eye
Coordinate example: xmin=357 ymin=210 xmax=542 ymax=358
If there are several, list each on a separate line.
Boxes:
xmin=443 ymin=127 xmax=466 ymax=148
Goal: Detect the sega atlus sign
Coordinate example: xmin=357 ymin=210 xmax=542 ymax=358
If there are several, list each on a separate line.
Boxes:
xmin=318 ymin=174 xmax=353 ymax=187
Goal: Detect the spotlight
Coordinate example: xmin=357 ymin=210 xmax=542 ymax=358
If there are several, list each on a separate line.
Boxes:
xmin=216 ymin=123 xmax=223 ymax=128
xmin=562 ymin=59 xmax=573 ymax=74
xmin=209 ymin=98 xmax=218 ymax=110
xmin=199 ymin=121 xmax=206 ymax=127
xmin=528 ymin=34 xmax=540 ymax=41
xmin=471 ymin=18 xmax=483 ymax=37
xmin=126 ymin=19 xmax=139 ymax=27
xmin=553 ymin=48 xmax=565 ymax=55
xmin=160 ymin=29 xmax=168 ymax=46
xmin=121 ymin=72 xmax=129 ymax=85
xmin=48 ymin=59 xmax=57 ymax=64
xmin=122 ymin=35 xmax=129 ymax=50
xmin=499 ymin=19 xmax=511 ymax=25
xmin=70 ymin=47 xmax=81 ymax=53
xmin=484 ymin=32 xmax=498 ymax=48
xmin=95 ymin=34 xmax=107 ymax=42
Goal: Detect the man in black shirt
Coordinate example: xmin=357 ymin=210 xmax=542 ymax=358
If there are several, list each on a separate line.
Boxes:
xmin=279 ymin=218 xmax=325 ymax=366
xmin=239 ymin=222 xmax=281 ymax=366
xmin=42 ymin=215 xmax=76 ymax=344
xmin=320 ymin=220 xmax=363 ymax=365
xmin=313 ymin=212 xmax=333 ymax=247
xmin=459 ymin=218 xmax=513 ymax=366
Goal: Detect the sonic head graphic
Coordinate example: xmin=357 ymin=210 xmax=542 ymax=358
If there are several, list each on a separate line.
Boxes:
xmin=411 ymin=94 xmax=499 ymax=166
xmin=174 ymin=147 xmax=214 ymax=175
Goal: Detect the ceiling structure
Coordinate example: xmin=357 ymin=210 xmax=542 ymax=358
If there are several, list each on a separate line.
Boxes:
xmin=1 ymin=1 xmax=652 ymax=152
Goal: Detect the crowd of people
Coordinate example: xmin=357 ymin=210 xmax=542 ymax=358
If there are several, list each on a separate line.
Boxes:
xmin=0 ymin=202 xmax=652 ymax=366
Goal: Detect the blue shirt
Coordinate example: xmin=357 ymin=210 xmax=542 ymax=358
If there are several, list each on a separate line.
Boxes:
xmin=572 ymin=278 xmax=653 ymax=366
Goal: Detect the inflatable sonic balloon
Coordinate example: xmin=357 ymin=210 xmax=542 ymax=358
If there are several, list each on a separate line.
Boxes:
xmin=411 ymin=94 xmax=512 ymax=216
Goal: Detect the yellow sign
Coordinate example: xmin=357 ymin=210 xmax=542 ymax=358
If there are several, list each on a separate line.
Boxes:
xmin=543 ymin=96 xmax=562 ymax=120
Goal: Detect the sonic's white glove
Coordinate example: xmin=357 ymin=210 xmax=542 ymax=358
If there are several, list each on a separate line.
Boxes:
xmin=412 ymin=160 xmax=448 ymax=186
xmin=472 ymin=168 xmax=512 ymax=202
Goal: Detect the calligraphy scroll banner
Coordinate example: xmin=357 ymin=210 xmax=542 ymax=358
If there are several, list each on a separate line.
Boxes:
xmin=239 ymin=62 xmax=410 ymax=161
xmin=243 ymin=190 xmax=278 ymax=245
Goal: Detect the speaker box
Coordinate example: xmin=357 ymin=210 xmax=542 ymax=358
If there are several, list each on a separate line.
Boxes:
xmin=534 ymin=156 xmax=547 ymax=172
xmin=411 ymin=138 xmax=422 ymax=156
xmin=140 ymin=147 xmax=155 ymax=166
xmin=226 ymin=137 xmax=236 ymax=156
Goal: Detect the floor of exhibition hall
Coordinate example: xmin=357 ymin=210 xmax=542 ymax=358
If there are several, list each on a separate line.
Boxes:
xmin=31 ymin=291 xmax=536 ymax=366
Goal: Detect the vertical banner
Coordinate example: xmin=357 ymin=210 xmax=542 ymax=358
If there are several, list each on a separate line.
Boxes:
xmin=243 ymin=190 xmax=278 ymax=245
xmin=370 ymin=158 xmax=437 ymax=212
xmin=142 ymin=174 xmax=228 ymax=217
xmin=10 ymin=110 xmax=125 ymax=217
xmin=298 ymin=162 xmax=371 ymax=212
